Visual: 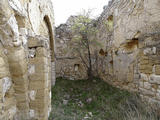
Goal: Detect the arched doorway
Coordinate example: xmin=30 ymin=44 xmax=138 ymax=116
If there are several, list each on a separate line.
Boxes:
xmin=44 ymin=15 xmax=54 ymax=62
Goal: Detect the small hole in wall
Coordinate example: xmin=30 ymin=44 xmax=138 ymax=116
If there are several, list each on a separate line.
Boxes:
xmin=107 ymin=15 xmax=113 ymax=31
xmin=99 ymin=49 xmax=108 ymax=56
xmin=115 ymin=50 xmax=118 ymax=55
xmin=107 ymin=15 xmax=113 ymax=21
xmin=124 ymin=38 xmax=138 ymax=50
xmin=110 ymin=60 xmax=113 ymax=64
xmin=28 ymin=48 xmax=36 ymax=58
xmin=74 ymin=64 xmax=80 ymax=71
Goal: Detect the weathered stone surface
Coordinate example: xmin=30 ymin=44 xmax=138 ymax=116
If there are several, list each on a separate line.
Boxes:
xmin=143 ymin=82 xmax=151 ymax=90
xmin=0 ymin=57 xmax=5 ymax=67
xmin=29 ymin=90 xmax=36 ymax=101
xmin=155 ymin=65 xmax=160 ymax=75
xmin=0 ymin=0 xmax=55 ymax=119
xmin=28 ymin=36 xmax=49 ymax=48
xmin=95 ymin=0 xmax=160 ymax=103
xmin=140 ymin=73 xmax=148 ymax=81
xmin=149 ymin=75 xmax=160 ymax=84
xmin=139 ymin=88 xmax=155 ymax=97
xmin=2 ymin=77 xmax=12 ymax=96
xmin=55 ymin=0 xmax=160 ymax=105
xmin=36 ymin=47 xmax=48 ymax=57
xmin=29 ymin=57 xmax=48 ymax=65
xmin=28 ymin=64 xmax=35 ymax=75
xmin=0 ymin=66 xmax=9 ymax=78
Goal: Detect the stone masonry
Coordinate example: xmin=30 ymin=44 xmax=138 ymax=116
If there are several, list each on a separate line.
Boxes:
xmin=97 ymin=0 xmax=160 ymax=103
xmin=55 ymin=16 xmax=87 ymax=80
xmin=56 ymin=0 xmax=160 ymax=104
xmin=0 ymin=0 xmax=55 ymax=120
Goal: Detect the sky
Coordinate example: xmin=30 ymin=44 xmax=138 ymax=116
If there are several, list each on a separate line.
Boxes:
xmin=52 ymin=0 xmax=109 ymax=26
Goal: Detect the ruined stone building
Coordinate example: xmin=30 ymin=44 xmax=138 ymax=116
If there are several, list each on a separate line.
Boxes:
xmin=0 ymin=0 xmax=55 ymax=119
xmin=56 ymin=0 xmax=160 ymax=104
xmin=1 ymin=0 xmax=160 ymax=119
xmin=55 ymin=16 xmax=87 ymax=80
xmin=97 ymin=0 xmax=160 ymax=103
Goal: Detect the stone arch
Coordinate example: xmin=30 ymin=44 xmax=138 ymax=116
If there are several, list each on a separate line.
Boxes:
xmin=44 ymin=15 xmax=56 ymax=86
xmin=43 ymin=15 xmax=55 ymax=117
xmin=44 ymin=15 xmax=54 ymax=62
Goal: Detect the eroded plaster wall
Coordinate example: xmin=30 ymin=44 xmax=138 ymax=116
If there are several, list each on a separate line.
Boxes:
xmin=0 ymin=0 xmax=55 ymax=119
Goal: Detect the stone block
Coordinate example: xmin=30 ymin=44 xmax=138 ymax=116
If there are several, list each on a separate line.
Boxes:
xmin=134 ymin=74 xmax=140 ymax=80
xmin=149 ymin=74 xmax=160 ymax=84
xmin=3 ymin=97 xmax=16 ymax=111
xmin=28 ymin=37 xmax=38 ymax=48
xmin=153 ymin=47 xmax=156 ymax=54
xmin=12 ymin=74 xmax=28 ymax=85
xmin=29 ymin=72 xmax=48 ymax=81
xmin=36 ymin=47 xmax=48 ymax=57
xmin=15 ymin=93 xmax=28 ymax=103
xmin=28 ymin=64 xmax=50 ymax=75
xmin=14 ymin=84 xmax=28 ymax=94
xmin=155 ymin=65 xmax=160 ymax=75
xmin=149 ymin=55 xmax=160 ymax=64
xmin=9 ymin=60 xmax=27 ymax=76
xmin=0 ymin=66 xmax=9 ymax=78
xmin=29 ymin=80 xmax=46 ymax=90
xmin=29 ymin=57 xmax=48 ymax=65
xmin=156 ymin=89 xmax=160 ymax=100
xmin=152 ymin=84 xmax=158 ymax=90
xmin=141 ymin=55 xmax=149 ymax=60
xmin=139 ymin=88 xmax=155 ymax=97
xmin=139 ymin=81 xmax=144 ymax=88
xmin=29 ymin=90 xmax=37 ymax=101
xmin=29 ymin=99 xmax=45 ymax=109
xmin=7 ymin=48 xmax=26 ymax=62
xmin=32 ymin=64 xmax=49 ymax=73
xmin=143 ymin=48 xmax=156 ymax=55
xmin=143 ymin=82 xmax=151 ymax=90
xmin=140 ymin=59 xmax=149 ymax=65
xmin=19 ymin=28 xmax=28 ymax=35
xmin=2 ymin=77 xmax=12 ymax=95
xmin=29 ymin=109 xmax=35 ymax=118
xmin=139 ymin=65 xmax=146 ymax=70
xmin=28 ymin=36 xmax=48 ymax=48
xmin=0 ymin=57 xmax=5 ymax=67
xmin=35 ymin=89 xmax=48 ymax=99
xmin=17 ymin=102 xmax=29 ymax=110
xmin=140 ymin=73 xmax=148 ymax=81
xmin=28 ymin=64 xmax=35 ymax=75
xmin=0 ymin=78 xmax=2 ymax=92
xmin=8 ymin=106 xmax=16 ymax=119
xmin=21 ymin=36 xmax=27 ymax=46
xmin=140 ymin=65 xmax=153 ymax=74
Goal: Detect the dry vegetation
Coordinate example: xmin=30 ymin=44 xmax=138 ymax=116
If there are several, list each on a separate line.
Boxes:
xmin=49 ymin=78 xmax=160 ymax=120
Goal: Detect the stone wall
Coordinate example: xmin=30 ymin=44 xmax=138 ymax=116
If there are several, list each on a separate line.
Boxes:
xmin=56 ymin=0 xmax=160 ymax=104
xmin=0 ymin=0 xmax=55 ymax=120
xmin=55 ymin=16 xmax=87 ymax=80
xmin=97 ymin=0 xmax=160 ymax=103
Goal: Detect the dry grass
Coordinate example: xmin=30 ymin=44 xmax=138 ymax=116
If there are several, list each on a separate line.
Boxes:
xmin=120 ymin=95 xmax=160 ymax=120
xmin=49 ymin=78 xmax=160 ymax=120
